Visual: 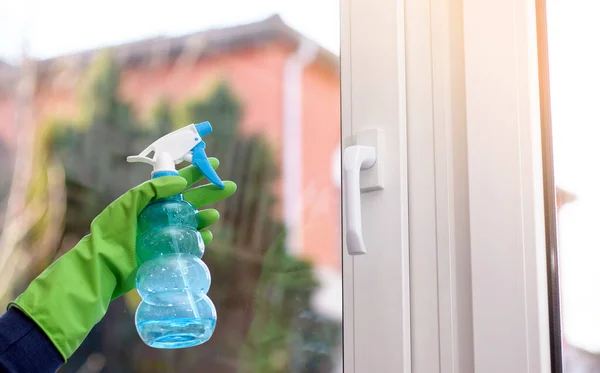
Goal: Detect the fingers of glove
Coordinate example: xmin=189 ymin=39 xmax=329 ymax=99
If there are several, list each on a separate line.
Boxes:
xmin=183 ymin=181 xmax=237 ymax=209
xmin=200 ymin=230 xmax=213 ymax=245
xmin=129 ymin=176 xmax=188 ymax=214
xmin=178 ymin=158 xmax=220 ymax=187
xmin=197 ymin=209 xmax=220 ymax=230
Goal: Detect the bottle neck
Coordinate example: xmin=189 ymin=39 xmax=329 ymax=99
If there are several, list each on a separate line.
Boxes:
xmin=152 ymin=170 xmax=179 ymax=179
xmin=151 ymin=170 xmax=183 ymax=201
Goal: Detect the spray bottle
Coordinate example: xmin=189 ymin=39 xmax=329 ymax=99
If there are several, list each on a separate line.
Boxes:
xmin=127 ymin=122 xmax=224 ymax=349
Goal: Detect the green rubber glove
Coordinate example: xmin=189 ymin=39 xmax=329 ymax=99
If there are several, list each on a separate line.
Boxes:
xmin=8 ymin=159 xmax=236 ymax=361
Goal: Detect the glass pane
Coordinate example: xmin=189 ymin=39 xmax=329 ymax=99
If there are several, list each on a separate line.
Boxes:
xmin=545 ymin=0 xmax=600 ymax=371
xmin=0 ymin=2 xmax=342 ymax=372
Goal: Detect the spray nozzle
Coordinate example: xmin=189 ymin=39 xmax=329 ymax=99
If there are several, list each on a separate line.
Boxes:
xmin=127 ymin=122 xmax=225 ymax=189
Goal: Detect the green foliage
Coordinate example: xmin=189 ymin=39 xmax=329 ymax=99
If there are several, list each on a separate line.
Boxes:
xmin=241 ymin=233 xmax=317 ymax=372
xmin=177 ymin=82 xmax=240 ymax=152
xmin=80 ymin=50 xmax=135 ymax=129
xmin=148 ymin=98 xmax=174 ymax=136
xmin=39 ymin=52 xmax=340 ymax=373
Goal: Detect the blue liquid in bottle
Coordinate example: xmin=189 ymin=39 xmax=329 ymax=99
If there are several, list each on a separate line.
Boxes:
xmin=135 ymin=193 xmax=217 ymax=349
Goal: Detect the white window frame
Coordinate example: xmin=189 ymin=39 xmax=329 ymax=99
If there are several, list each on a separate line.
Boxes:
xmin=342 ymin=0 xmax=475 ymax=370
xmin=342 ymin=0 xmax=554 ymax=371
xmin=462 ymin=0 xmax=553 ymax=370
xmin=341 ymin=0 xmax=411 ymax=370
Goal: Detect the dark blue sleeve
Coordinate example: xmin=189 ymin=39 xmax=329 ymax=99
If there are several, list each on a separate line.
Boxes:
xmin=0 ymin=307 xmax=63 ymax=373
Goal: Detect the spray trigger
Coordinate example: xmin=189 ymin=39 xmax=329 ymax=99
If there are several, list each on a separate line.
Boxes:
xmin=127 ymin=122 xmax=225 ymax=189
xmin=192 ymin=141 xmax=224 ymax=189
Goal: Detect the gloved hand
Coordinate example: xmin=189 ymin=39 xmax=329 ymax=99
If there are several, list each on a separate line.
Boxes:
xmin=8 ymin=159 xmax=236 ymax=361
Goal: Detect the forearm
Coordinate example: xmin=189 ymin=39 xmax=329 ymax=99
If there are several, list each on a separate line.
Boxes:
xmin=0 ymin=308 xmax=63 ymax=373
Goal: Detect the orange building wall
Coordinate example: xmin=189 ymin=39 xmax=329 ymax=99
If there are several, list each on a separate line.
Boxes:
xmin=119 ymin=43 xmax=289 ymax=144
xmin=300 ymin=63 xmax=341 ymax=270
xmin=33 ymin=43 xmax=290 ymax=144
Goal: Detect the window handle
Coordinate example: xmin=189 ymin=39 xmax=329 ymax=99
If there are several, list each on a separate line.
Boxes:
xmin=343 ymin=129 xmax=383 ymax=255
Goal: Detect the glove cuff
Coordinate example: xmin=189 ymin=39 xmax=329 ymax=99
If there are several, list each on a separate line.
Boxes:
xmin=8 ymin=238 xmax=120 ymax=361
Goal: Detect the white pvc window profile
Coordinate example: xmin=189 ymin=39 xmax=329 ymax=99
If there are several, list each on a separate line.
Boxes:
xmin=342 ymin=0 xmax=555 ymax=371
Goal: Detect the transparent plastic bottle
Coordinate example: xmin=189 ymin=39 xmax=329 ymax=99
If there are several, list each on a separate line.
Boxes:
xmin=135 ymin=193 xmax=217 ymax=349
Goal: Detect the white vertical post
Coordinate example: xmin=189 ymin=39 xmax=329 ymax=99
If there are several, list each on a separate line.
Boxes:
xmin=463 ymin=0 xmax=552 ymax=370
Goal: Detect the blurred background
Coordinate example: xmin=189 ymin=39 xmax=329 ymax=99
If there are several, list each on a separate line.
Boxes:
xmin=0 ymin=1 xmax=342 ymax=372
xmin=546 ymin=0 xmax=600 ymax=371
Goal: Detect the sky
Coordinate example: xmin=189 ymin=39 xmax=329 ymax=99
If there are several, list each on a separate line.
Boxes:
xmin=546 ymin=0 xmax=600 ymax=353
xmin=0 ymin=0 xmax=339 ymax=62
xmin=2 ymin=0 xmax=600 ymax=356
